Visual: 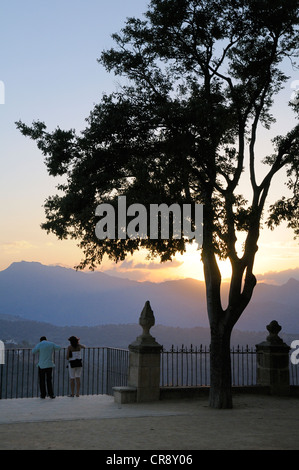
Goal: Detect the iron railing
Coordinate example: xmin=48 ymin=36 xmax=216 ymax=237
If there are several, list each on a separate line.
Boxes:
xmin=161 ymin=345 xmax=299 ymax=387
xmin=161 ymin=344 xmax=210 ymax=387
xmin=160 ymin=344 xmax=259 ymax=387
xmin=0 ymin=345 xmax=298 ymax=398
xmin=0 ymin=347 xmax=129 ymax=399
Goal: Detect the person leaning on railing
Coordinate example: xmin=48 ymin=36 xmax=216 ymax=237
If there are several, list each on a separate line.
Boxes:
xmin=32 ymin=336 xmax=61 ymax=399
xmin=67 ymin=336 xmax=86 ymax=397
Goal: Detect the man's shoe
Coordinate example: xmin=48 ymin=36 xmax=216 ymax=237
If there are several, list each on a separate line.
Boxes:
xmin=49 ymin=395 xmax=56 ymax=399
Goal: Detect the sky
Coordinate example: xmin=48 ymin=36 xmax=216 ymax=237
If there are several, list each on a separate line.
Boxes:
xmin=0 ymin=0 xmax=298 ymax=285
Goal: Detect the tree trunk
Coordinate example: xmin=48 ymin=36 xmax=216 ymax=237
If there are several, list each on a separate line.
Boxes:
xmin=202 ymin=198 xmax=258 ymax=409
xmin=209 ymin=325 xmax=233 ymax=409
xmin=202 ymin=227 xmax=234 ymax=408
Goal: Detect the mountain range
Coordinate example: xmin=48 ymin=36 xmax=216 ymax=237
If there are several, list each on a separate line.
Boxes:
xmin=0 ymin=261 xmax=298 ymax=335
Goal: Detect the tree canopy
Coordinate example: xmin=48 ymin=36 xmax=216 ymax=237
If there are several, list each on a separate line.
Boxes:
xmin=17 ymin=0 xmax=299 ymax=270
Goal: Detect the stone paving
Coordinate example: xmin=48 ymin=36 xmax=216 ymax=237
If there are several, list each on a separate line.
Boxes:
xmin=0 ymin=393 xmax=299 ymax=450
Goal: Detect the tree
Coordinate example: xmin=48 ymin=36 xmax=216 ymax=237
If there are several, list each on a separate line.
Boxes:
xmin=16 ymin=0 xmax=299 ymax=408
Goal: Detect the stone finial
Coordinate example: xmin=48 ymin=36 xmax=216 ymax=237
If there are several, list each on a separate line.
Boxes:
xmin=266 ymin=320 xmax=283 ymax=344
xmin=139 ymin=300 xmax=155 ymax=338
xmin=129 ymin=301 xmax=161 ymax=348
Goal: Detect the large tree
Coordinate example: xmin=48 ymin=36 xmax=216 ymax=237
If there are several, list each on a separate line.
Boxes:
xmin=17 ymin=0 xmax=299 ymax=408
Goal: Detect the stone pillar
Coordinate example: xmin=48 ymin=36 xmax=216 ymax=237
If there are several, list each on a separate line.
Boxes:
xmin=256 ymin=320 xmax=290 ymax=396
xmin=113 ymin=301 xmax=162 ymax=404
xmin=127 ymin=301 xmax=162 ymax=402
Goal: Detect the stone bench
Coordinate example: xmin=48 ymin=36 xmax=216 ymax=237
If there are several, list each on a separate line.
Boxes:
xmin=113 ymin=386 xmax=137 ymax=404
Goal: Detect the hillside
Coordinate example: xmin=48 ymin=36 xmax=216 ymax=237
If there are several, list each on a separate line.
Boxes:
xmin=2 ymin=314 xmax=296 ymax=349
xmin=0 ymin=261 xmax=298 ymax=333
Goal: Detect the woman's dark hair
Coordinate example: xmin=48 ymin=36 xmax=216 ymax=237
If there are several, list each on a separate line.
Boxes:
xmin=68 ymin=336 xmax=79 ymax=348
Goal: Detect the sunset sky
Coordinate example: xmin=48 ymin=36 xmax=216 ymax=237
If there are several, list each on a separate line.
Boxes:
xmin=1 ymin=0 xmax=298 ymax=285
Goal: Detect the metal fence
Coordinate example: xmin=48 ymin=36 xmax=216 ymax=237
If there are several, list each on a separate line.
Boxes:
xmin=1 ymin=345 xmax=298 ymax=399
xmin=161 ymin=345 xmax=299 ymax=387
xmin=0 ymin=347 xmax=129 ymax=399
xmin=160 ymin=345 xmax=259 ymax=387
xmin=161 ymin=345 xmax=210 ymax=387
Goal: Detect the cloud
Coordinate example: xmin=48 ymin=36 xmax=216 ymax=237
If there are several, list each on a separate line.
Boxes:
xmin=257 ymin=267 xmax=299 ymax=285
xmin=0 ymin=240 xmax=36 ymax=254
xmin=105 ymin=258 xmax=183 ymax=272
xmin=133 ymin=260 xmax=183 ymax=270
xmin=102 ymin=258 xmax=184 ymax=282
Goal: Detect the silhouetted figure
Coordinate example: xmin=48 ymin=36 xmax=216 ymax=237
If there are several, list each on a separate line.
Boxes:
xmin=67 ymin=336 xmax=86 ymax=397
xmin=32 ymin=336 xmax=61 ymax=399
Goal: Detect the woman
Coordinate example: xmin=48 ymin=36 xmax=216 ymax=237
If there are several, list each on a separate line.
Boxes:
xmin=67 ymin=336 xmax=85 ymax=397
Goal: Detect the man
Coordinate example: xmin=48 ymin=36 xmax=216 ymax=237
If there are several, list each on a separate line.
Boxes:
xmin=32 ymin=336 xmax=61 ymax=399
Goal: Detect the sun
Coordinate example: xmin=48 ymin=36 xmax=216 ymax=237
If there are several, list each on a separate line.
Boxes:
xmin=173 ymin=242 xmax=232 ymax=283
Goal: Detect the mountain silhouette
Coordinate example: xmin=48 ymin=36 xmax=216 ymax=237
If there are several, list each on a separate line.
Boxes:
xmin=0 ymin=261 xmax=298 ymax=333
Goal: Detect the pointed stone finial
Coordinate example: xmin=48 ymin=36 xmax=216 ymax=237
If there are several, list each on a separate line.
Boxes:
xmin=129 ymin=301 xmax=162 ymax=349
xmin=139 ymin=300 xmax=155 ymax=338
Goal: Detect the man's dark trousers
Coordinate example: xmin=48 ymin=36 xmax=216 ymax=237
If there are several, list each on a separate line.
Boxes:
xmin=38 ymin=367 xmax=54 ymax=398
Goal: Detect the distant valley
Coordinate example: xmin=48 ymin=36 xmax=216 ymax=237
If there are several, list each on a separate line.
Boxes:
xmin=1 ymin=313 xmax=298 ymax=350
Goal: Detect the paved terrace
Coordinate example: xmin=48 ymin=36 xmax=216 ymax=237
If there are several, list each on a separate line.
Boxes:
xmin=0 ymin=393 xmax=299 ymax=450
